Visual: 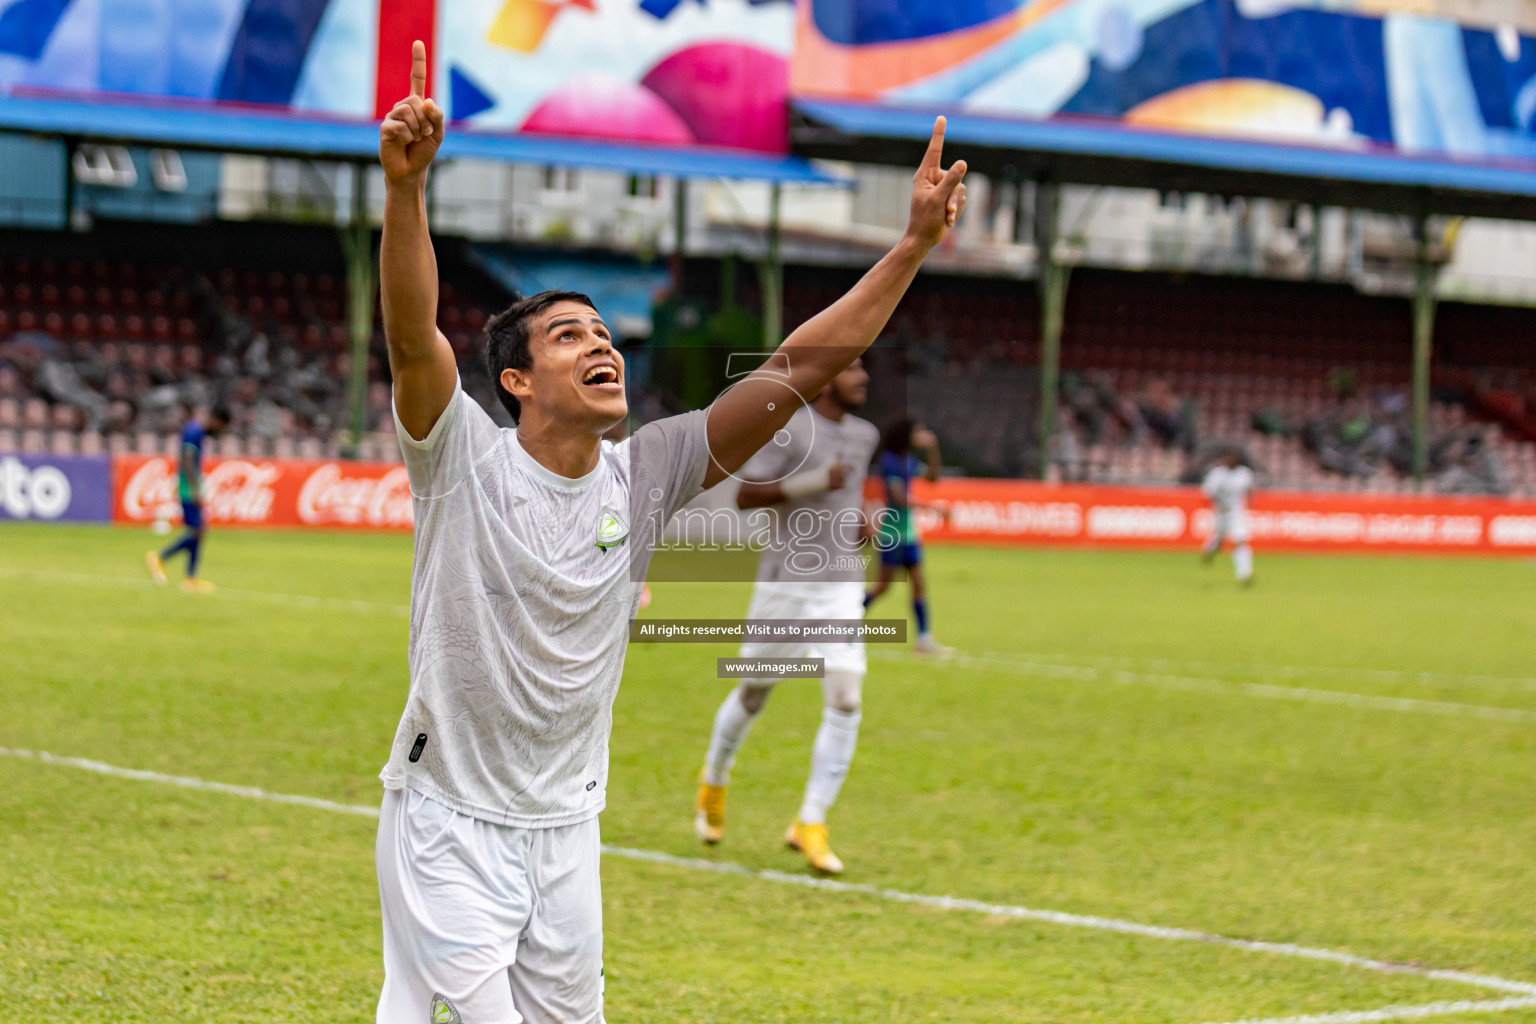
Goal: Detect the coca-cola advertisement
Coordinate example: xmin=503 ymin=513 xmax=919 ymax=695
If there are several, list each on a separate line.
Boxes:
xmin=113 ymin=456 xmax=414 ymax=531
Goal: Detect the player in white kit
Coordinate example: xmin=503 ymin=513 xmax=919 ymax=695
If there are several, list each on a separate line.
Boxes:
xmin=375 ymin=41 xmax=967 ymax=1024
xmin=694 ymin=359 xmax=879 ymax=874
xmin=1201 ymin=451 xmax=1255 ymax=586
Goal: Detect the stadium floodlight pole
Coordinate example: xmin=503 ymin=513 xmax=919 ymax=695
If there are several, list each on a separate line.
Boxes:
xmin=1034 ymin=180 xmax=1068 ymax=481
xmin=342 ymin=160 xmax=376 ymax=458
xmin=1410 ymin=213 xmax=1437 ymax=488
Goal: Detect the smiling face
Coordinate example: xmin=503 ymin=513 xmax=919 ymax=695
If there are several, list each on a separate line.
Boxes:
xmin=500 ymin=300 xmax=627 ymax=435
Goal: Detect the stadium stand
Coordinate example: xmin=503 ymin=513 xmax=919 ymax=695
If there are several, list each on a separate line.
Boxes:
xmin=0 ymin=222 xmax=509 ymax=463
xmin=3 ymin=232 xmax=1533 ymax=497
xmin=778 ymin=267 xmax=1536 ymax=496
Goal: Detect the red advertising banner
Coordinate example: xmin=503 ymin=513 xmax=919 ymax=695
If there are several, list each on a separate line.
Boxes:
xmin=113 ymin=456 xmax=413 ymax=531
xmin=872 ymin=479 xmax=1536 ymax=556
xmin=111 ymin=453 xmax=1536 ymax=554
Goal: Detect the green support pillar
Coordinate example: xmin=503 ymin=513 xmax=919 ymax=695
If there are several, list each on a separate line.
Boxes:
xmin=62 ymin=137 xmax=78 ymax=231
xmin=760 ymin=181 xmax=783 ymax=348
xmin=1035 ymin=182 xmax=1070 ymax=480
xmin=1410 ymin=215 xmax=1437 ymax=488
xmin=341 ymin=162 xmax=377 ymax=458
xmin=671 ymin=177 xmax=688 ymax=294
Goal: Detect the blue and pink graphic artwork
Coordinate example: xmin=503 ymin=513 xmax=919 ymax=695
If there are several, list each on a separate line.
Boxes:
xmin=792 ymin=0 xmax=1536 ymax=163
xmin=441 ymin=0 xmax=793 ymax=151
xmin=2 ymin=0 xmax=1535 ymax=164
xmin=0 ymin=0 xmax=794 ymax=152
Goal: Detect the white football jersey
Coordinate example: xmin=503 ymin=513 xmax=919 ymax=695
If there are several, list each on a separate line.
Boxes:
xmin=737 ymin=405 xmax=880 ymax=584
xmin=384 ymin=384 xmax=709 ymax=827
xmin=1202 ymin=464 xmax=1254 ymax=515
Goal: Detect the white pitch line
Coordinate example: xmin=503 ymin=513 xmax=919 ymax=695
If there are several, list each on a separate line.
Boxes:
xmin=870 ymin=650 xmax=1536 ymax=725
xmin=0 ymin=747 xmax=383 ymax=819
xmin=1196 ymin=996 xmax=1536 ymax=1024
xmin=5 ymin=745 xmax=1535 ymax=1007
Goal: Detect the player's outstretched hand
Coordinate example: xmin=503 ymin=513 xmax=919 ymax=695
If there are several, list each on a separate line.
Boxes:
xmin=380 ymin=40 xmax=445 ymax=185
xmin=907 ymin=116 xmax=967 ymax=250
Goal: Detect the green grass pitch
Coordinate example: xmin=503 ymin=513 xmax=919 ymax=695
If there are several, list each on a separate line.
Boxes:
xmin=2 ymin=522 xmax=1534 ymax=1022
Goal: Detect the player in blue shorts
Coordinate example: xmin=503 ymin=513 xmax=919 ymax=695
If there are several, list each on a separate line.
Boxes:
xmin=864 ymin=417 xmax=951 ymax=654
xmin=147 ymin=405 xmax=229 ymax=594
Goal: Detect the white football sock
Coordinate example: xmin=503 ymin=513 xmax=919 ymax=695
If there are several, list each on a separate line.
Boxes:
xmin=1234 ymin=544 xmax=1254 ymax=582
xmin=798 ymin=707 xmax=862 ymax=825
xmin=704 ymin=689 xmax=761 ymax=787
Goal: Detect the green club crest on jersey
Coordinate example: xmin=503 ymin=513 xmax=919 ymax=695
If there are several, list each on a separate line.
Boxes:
xmin=594 ymin=506 xmax=629 ymax=551
xmin=430 ymin=993 xmax=461 ymax=1024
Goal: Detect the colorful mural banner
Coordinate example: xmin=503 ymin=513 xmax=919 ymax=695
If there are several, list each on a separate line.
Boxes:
xmin=5 ymin=0 xmax=1535 ymax=164
xmin=436 ymin=0 xmax=794 ymax=151
xmin=0 ymin=0 xmax=796 ymax=152
xmin=870 ymin=478 xmax=1536 ymax=555
xmin=793 ymin=0 xmax=1536 ymax=165
xmin=0 ymin=0 xmax=380 ymax=115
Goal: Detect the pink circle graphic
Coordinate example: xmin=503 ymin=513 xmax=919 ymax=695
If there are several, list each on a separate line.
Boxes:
xmin=641 ymin=44 xmax=788 ymax=153
xmin=521 ymin=75 xmax=696 ymax=144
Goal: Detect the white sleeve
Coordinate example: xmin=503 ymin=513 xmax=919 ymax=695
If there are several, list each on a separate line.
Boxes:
xmin=1201 ymin=470 xmax=1218 ymax=499
xmin=626 ymin=410 xmax=711 ymax=521
xmin=393 ymin=380 xmax=503 ymax=500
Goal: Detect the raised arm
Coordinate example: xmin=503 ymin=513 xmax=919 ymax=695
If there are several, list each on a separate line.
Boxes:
xmin=702 ymin=119 xmax=967 ymax=488
xmin=914 ymin=426 xmax=942 ymax=483
xmin=380 ymin=40 xmax=456 ymax=441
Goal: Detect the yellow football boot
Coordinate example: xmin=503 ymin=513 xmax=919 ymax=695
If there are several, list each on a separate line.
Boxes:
xmin=785 ymin=819 xmax=844 ymax=875
xmin=181 ymin=578 xmax=216 ymax=594
xmin=694 ymin=773 xmax=726 ymax=844
xmin=145 ymin=552 xmax=167 ymax=585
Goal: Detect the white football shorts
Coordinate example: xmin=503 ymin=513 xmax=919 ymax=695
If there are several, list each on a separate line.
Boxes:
xmin=739 ymin=580 xmax=868 ymax=675
xmin=376 ymin=788 xmax=605 ymax=1024
xmin=1212 ymin=510 xmax=1252 ymax=545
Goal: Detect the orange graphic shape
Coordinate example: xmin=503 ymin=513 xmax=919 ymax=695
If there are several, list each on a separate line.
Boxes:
xmin=489 ymin=0 xmax=594 ymax=53
xmin=791 ymin=0 xmax=1079 ymax=99
xmin=1126 ymin=79 xmax=1325 ymax=137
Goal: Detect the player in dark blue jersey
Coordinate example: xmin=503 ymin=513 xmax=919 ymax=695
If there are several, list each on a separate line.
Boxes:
xmin=147 ymin=406 xmax=230 ymax=593
xmin=864 ymin=417 xmax=951 ymax=654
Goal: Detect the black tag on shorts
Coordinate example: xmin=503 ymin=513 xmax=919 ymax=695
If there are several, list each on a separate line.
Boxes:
xmin=409 ymin=733 xmax=428 ymax=763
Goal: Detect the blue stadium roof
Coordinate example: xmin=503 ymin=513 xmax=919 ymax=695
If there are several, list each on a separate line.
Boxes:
xmin=0 ymin=91 xmax=842 ymax=184
xmin=793 ymin=98 xmax=1536 ymax=221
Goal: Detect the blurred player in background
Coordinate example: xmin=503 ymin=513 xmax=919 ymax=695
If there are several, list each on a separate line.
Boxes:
xmin=146 ymin=405 xmax=230 ymax=594
xmin=864 ymin=418 xmax=950 ymax=654
xmin=1201 ymin=450 xmax=1255 ymax=586
xmin=371 ymin=40 xmax=965 ymax=1024
xmin=694 ymin=359 xmax=879 ymax=875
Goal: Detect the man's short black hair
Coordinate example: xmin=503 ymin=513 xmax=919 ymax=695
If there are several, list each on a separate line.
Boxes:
xmin=209 ymin=404 xmax=233 ymax=427
xmin=484 ymin=290 xmax=597 ymax=424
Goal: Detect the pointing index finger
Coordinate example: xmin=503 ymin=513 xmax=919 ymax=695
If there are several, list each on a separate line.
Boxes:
xmin=919 ymin=115 xmax=946 ymax=173
xmin=410 ymin=40 xmax=427 ymax=99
